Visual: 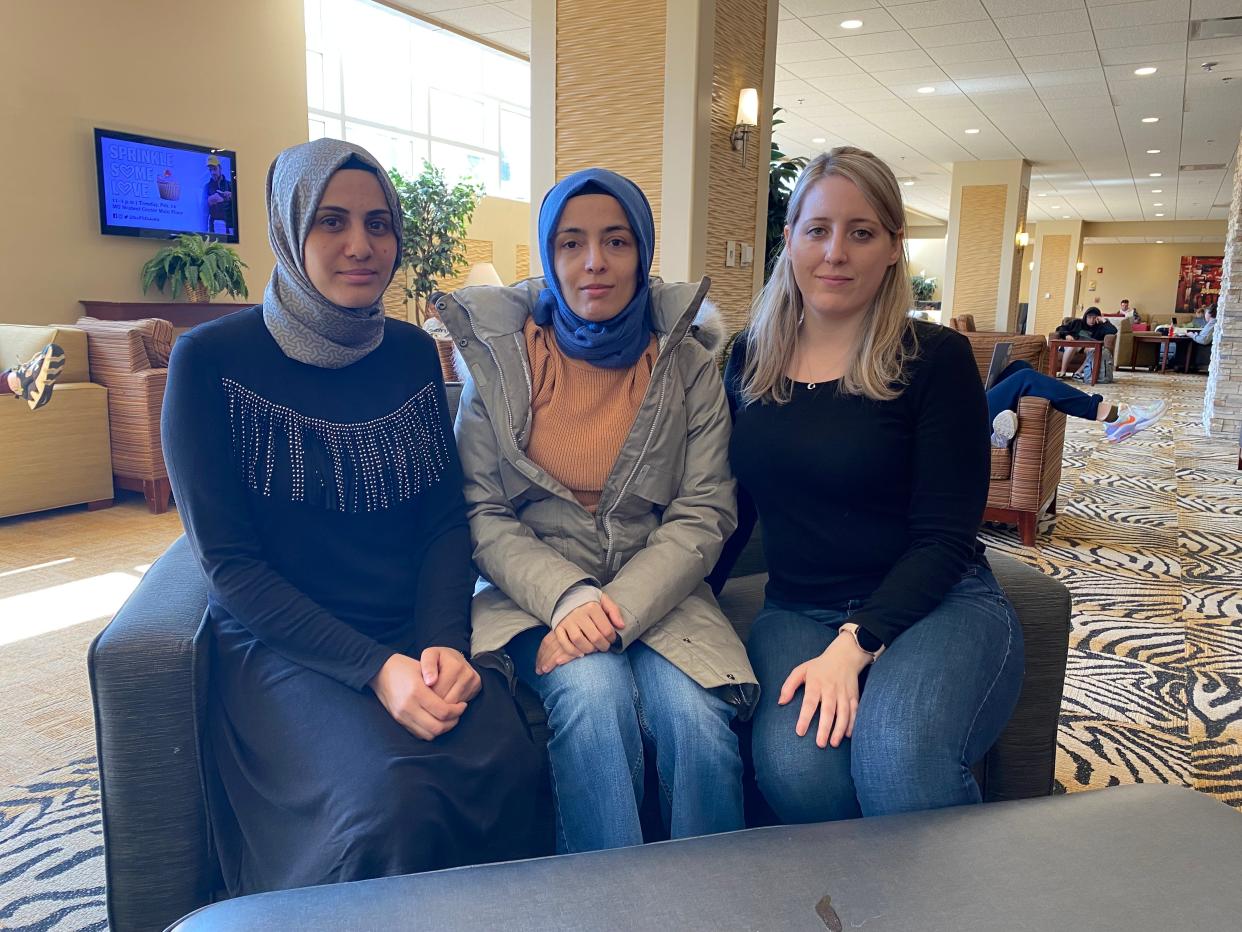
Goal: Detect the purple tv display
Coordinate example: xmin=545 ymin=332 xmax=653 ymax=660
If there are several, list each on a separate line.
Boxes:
xmin=94 ymin=128 xmax=239 ymax=243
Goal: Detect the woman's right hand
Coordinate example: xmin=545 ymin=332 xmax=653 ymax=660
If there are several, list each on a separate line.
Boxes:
xmin=555 ymin=596 xmax=625 ymax=657
xmin=369 ymin=653 xmax=467 ymax=740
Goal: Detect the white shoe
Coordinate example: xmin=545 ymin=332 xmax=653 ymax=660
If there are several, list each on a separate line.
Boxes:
xmin=991 ymin=409 xmax=1017 ymax=448
xmin=1104 ymin=399 xmax=1167 ymax=442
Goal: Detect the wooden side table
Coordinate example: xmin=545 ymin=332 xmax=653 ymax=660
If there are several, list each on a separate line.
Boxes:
xmin=1047 ymin=338 xmax=1103 ymax=385
xmin=1128 ymin=332 xmax=1195 ymax=373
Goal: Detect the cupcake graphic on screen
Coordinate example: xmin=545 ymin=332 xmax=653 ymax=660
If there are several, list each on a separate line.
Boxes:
xmin=156 ymin=168 xmax=181 ymax=201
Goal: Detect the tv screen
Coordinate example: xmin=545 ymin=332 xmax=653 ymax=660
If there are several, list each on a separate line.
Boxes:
xmin=94 ymin=128 xmax=239 ymax=243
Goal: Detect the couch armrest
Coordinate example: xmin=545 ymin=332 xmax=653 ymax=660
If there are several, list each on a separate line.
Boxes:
xmin=980 ymin=549 xmax=1071 ymax=801
xmin=89 ymin=534 xmax=218 ymax=932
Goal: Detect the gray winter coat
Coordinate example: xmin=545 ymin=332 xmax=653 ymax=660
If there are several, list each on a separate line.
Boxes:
xmin=435 ymin=277 xmax=758 ymax=715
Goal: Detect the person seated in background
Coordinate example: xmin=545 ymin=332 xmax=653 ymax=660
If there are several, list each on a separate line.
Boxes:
xmin=2 ymin=343 xmax=64 ymax=410
xmin=1156 ymin=306 xmax=1217 ymax=371
xmin=988 ymin=360 xmax=1165 ymax=446
xmin=1055 ymin=307 xmax=1117 ymax=377
xmin=1118 ymin=298 xmax=1140 ymax=323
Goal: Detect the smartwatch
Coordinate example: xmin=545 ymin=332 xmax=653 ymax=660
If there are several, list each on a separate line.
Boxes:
xmin=839 ymin=622 xmax=885 ymax=662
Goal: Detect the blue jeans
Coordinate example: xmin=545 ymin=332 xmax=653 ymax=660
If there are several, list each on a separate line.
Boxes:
xmin=507 ymin=628 xmax=744 ymax=853
xmin=747 ymin=563 xmax=1024 ymax=823
xmin=987 ymin=360 xmax=1101 ymax=423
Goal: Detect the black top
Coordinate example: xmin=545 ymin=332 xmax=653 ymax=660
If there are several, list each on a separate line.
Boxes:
xmin=1056 ymin=317 xmax=1117 ymax=341
xmin=162 ymin=306 xmax=473 ymax=690
xmin=723 ymin=322 xmax=988 ymax=647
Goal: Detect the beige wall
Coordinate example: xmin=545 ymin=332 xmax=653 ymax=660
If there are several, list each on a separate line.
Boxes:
xmin=1077 ymin=242 xmax=1226 ymax=321
xmin=466 ymin=197 xmax=531 ymax=285
xmin=0 ymin=0 xmax=309 ymax=326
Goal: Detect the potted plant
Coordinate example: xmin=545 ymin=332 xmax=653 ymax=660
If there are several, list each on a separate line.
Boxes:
xmin=387 ymin=161 xmax=484 ymax=323
xmin=766 ymin=108 xmax=808 ymax=281
xmin=911 ymin=274 xmax=937 ymax=304
xmin=140 ymin=234 xmax=249 ymax=303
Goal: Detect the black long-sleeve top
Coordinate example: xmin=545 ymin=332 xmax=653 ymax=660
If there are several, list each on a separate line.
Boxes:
xmin=1056 ymin=317 xmax=1117 ymax=341
xmin=162 ymin=306 xmax=474 ymax=690
xmin=723 ymin=322 xmax=989 ymax=647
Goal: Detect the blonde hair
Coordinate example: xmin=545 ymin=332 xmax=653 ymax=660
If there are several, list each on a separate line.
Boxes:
xmin=742 ymin=146 xmax=916 ymax=405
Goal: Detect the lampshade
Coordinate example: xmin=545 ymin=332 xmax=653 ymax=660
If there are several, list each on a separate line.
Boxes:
xmin=1015 ymin=231 xmax=1030 ymax=248
xmin=1075 ymin=261 xmax=1085 ymax=272
xmin=735 ymin=88 xmax=759 ymax=127
xmin=464 ymin=262 xmax=504 ymax=287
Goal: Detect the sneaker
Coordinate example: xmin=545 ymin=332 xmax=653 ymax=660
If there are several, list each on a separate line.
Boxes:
xmin=1104 ymin=399 xmax=1167 ymax=443
xmin=990 ymin=409 xmax=1018 ymax=448
xmin=9 ymin=343 xmax=65 ymax=411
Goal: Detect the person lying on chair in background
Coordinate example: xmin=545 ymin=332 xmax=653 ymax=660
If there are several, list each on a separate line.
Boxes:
xmin=2 ymin=343 xmax=64 ymax=410
xmin=987 ymin=359 xmax=1165 ymax=447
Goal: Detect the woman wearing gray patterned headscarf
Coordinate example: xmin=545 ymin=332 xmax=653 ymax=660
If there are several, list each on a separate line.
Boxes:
xmin=161 ymin=138 xmax=540 ymax=896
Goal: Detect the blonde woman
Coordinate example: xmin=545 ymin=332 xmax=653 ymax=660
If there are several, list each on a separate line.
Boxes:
xmin=724 ymin=147 xmax=1024 ymax=822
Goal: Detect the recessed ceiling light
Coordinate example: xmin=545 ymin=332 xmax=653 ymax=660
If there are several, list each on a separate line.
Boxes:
xmin=1062 ymin=215 xmax=1070 ymax=219
xmin=840 ymin=19 xmax=863 ymax=29
xmin=1155 ymin=212 xmax=1165 ymax=216
xmin=902 ymin=180 xmax=915 ymax=186
xmin=1037 ymin=193 xmax=1047 ymax=197
xmin=1146 ymin=149 xmax=1161 ymax=154
xmin=812 ymin=137 xmax=826 ymax=143
xmin=1156 ymin=240 xmax=1164 ymax=243
xmin=917 ymin=86 xmax=936 ymax=94
xmin=1141 ymin=117 xmax=1159 ymax=123
xmin=1151 ymin=188 xmax=1163 ymax=193
xmin=1134 ymin=67 xmax=1157 ymax=76
xmin=1149 ymin=172 xmax=1162 ymax=177
xmin=965 ymin=128 xmax=980 ymax=134
xmin=1153 ymin=202 xmax=1163 ymax=206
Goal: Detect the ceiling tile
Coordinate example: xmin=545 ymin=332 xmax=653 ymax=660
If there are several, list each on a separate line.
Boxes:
xmin=956 ymin=74 xmax=1032 ymax=93
xmin=996 ymin=10 xmax=1092 ymax=39
xmin=926 ymin=39 xmax=1014 ymax=63
xmin=783 ymin=0 xmax=877 ymax=14
xmin=1018 ymin=50 xmax=1103 ymax=73
xmin=1095 ymin=23 xmax=1190 ymax=50
xmin=874 ymin=66 xmax=953 ymax=85
xmin=804 ymin=9 xmax=901 ymax=39
xmin=1027 ymin=67 xmax=1106 ymax=88
xmin=784 ymin=57 xmax=866 ymax=78
xmin=888 ymin=0 xmax=990 ymax=29
xmin=850 ymin=48 xmax=937 ymax=70
xmin=983 ymin=0 xmax=1082 ymax=15
xmin=1189 ymin=36 xmax=1242 ymax=57
xmin=940 ymin=58 xmax=1024 ymax=79
xmin=433 ymin=4 xmax=526 ymax=32
xmin=909 ymin=20 xmax=1002 ymax=47
xmin=1098 ymin=42 xmax=1187 ymax=65
xmin=1192 ymin=0 xmax=1242 ymax=17
xmin=777 ymin=19 xmax=821 ymax=43
xmin=1007 ymin=32 xmax=1100 ymax=57
xmin=830 ymin=30 xmax=921 ymax=54
xmin=777 ymin=39 xmax=845 ymax=62
xmin=1089 ymin=0 xmax=1189 ymax=30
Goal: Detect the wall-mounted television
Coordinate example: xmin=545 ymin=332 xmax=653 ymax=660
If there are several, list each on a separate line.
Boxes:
xmin=94 ymin=128 xmax=239 ymax=243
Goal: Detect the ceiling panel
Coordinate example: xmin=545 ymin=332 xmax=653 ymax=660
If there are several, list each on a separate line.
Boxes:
xmin=829 ymin=30 xmax=922 ymax=54
xmin=804 ymin=9 xmax=901 ymax=39
xmin=926 ymin=40 xmax=1015 ymax=63
xmin=995 ymin=10 xmax=1093 ymax=39
xmin=888 ymin=0 xmax=991 ymax=29
xmin=1088 ymin=0 xmax=1190 ymax=30
xmin=909 ymin=20 xmax=1003 ymax=47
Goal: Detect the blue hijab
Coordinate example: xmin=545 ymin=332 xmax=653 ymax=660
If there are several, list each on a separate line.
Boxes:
xmin=534 ymin=168 xmax=655 ymax=368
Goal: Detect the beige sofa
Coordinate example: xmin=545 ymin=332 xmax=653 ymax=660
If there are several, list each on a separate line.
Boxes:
xmin=0 ymin=324 xmax=113 ymax=519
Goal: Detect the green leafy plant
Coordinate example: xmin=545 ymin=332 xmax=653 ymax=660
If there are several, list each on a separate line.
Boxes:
xmin=140 ymin=234 xmax=249 ymax=301
xmin=911 ymin=274 xmax=937 ymax=302
xmin=766 ymin=108 xmax=809 ymax=281
xmin=388 ymin=161 xmax=484 ymax=321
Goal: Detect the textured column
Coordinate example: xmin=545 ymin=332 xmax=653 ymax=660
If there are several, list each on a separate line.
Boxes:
xmin=1202 ymin=127 xmax=1242 ymax=440
xmin=942 ymin=160 xmax=1031 ymax=332
xmin=1028 ymin=220 xmax=1085 ymax=337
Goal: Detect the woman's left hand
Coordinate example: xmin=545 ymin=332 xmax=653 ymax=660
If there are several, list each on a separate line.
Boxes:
xmin=419 ymin=647 xmax=482 ymax=705
xmin=779 ymin=634 xmax=874 ymax=749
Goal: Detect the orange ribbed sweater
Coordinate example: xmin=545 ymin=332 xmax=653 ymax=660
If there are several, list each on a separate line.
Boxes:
xmin=523 ymin=317 xmax=657 ymax=511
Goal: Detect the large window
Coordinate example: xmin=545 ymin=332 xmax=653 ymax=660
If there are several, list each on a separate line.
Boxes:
xmin=305 ymin=0 xmax=531 ymax=200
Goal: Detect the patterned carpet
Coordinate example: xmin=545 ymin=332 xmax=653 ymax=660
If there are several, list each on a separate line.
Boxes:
xmin=1 ymin=371 xmax=1239 ymax=930
xmin=979 ymin=369 xmax=1242 ymax=807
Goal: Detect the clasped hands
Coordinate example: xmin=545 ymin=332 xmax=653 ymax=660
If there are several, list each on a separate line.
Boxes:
xmin=369 ymin=646 xmax=481 ymax=740
xmin=535 ymin=593 xmax=625 ymax=675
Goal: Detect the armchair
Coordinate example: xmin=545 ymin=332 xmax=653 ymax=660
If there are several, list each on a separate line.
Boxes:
xmin=964 ymin=332 xmax=1066 ymax=546
xmin=74 ymin=318 xmax=174 ymax=513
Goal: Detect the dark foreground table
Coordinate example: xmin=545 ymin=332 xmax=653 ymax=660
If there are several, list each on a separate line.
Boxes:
xmin=168 ymin=785 xmax=1242 ymax=932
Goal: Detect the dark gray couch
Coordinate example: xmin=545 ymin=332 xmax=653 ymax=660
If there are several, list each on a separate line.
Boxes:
xmin=89 ymin=382 xmax=1072 ymax=931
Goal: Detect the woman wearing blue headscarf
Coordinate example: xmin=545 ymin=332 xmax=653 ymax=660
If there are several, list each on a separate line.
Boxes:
xmin=438 ymin=168 xmax=757 ymax=853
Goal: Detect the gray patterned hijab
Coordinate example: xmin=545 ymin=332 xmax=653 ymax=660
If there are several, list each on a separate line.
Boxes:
xmin=262 ymin=139 xmax=403 ymax=368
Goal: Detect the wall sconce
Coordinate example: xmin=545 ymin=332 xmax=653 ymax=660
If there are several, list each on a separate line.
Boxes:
xmin=1028 ymin=261 xmax=1034 ymax=271
xmin=731 ymin=88 xmax=759 ymax=165
xmin=1015 ymin=231 xmax=1030 ymax=248
xmin=1075 ymin=261 xmax=1086 ymax=272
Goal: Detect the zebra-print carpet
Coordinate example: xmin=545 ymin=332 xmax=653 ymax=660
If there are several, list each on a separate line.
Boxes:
xmin=980 ymin=369 xmax=1242 ymax=807
xmin=2 ymin=373 xmax=1238 ymax=930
